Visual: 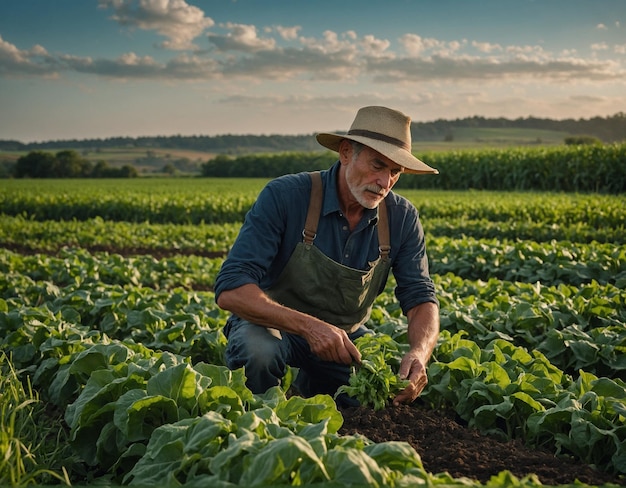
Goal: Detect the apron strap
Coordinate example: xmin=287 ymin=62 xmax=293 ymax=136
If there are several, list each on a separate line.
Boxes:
xmin=377 ymin=198 xmax=390 ymax=260
xmin=303 ymin=171 xmax=323 ymax=245
xmin=304 ymin=171 xmax=390 ymax=259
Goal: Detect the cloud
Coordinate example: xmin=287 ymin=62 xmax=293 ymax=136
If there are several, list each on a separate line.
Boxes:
xmin=59 ymin=51 xmax=222 ymax=80
xmin=570 ymin=94 xmax=608 ymax=103
xmin=0 ymin=35 xmax=58 ymax=77
xmin=218 ymin=45 xmax=358 ymax=82
xmin=472 ymin=41 xmax=503 ymax=54
xmin=98 ymin=0 xmax=214 ymax=50
xmin=300 ymin=30 xmax=360 ymax=55
xmin=360 ymin=35 xmax=392 ymax=58
xmin=366 ymin=53 xmax=624 ymax=83
xmin=60 ymin=52 xmax=163 ymax=78
xmin=208 ymin=23 xmax=276 ymax=52
xmin=274 ymin=25 xmax=301 ymax=41
xmin=400 ymin=34 xmax=452 ymax=56
xmin=591 ymin=42 xmax=610 ymax=51
xmin=1 ymin=15 xmax=625 ymax=87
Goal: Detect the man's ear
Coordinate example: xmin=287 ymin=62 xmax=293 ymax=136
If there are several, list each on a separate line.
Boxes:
xmin=338 ymin=139 xmax=352 ymax=165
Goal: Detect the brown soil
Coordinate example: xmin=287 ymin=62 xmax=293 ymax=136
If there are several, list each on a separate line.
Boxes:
xmin=338 ymin=401 xmax=625 ymax=486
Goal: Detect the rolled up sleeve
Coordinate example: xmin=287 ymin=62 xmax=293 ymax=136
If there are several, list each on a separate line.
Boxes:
xmin=388 ymin=198 xmax=438 ymax=314
xmin=214 ymin=174 xmax=309 ymax=301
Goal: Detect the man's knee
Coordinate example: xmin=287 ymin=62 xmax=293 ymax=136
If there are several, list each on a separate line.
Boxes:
xmin=224 ymin=321 xmax=286 ymax=392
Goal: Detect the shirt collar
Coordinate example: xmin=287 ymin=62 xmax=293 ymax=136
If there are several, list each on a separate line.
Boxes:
xmin=321 ymin=161 xmax=379 ymax=224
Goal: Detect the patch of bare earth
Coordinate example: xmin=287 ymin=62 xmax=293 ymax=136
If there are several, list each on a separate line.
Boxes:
xmin=338 ymin=402 xmax=625 ymax=486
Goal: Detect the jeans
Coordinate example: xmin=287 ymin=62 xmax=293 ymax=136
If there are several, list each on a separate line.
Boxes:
xmin=224 ymin=316 xmax=368 ymax=403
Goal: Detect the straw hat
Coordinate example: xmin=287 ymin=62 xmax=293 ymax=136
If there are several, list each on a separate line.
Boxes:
xmin=316 ymin=106 xmax=438 ymax=175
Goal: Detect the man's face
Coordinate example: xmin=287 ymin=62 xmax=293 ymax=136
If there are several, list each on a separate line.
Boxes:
xmin=343 ymin=144 xmax=404 ymax=209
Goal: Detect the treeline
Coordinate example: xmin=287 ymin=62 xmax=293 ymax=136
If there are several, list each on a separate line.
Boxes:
xmin=0 ymin=134 xmax=320 ymax=154
xmin=1 ymin=113 xmax=624 ymax=153
xmin=201 ymin=152 xmax=336 ymax=178
xmin=410 ymin=112 xmax=626 ymax=142
xmin=12 ymin=150 xmax=138 ymax=178
xmin=202 ymin=143 xmax=626 ymax=194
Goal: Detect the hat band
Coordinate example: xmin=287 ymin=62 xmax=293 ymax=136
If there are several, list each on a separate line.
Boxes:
xmin=347 ymin=129 xmax=411 ymax=151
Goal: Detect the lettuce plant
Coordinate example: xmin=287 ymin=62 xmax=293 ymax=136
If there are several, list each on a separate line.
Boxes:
xmin=336 ymin=333 xmax=409 ymax=411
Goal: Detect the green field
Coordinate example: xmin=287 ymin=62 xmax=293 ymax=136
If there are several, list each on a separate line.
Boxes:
xmin=1 ymin=177 xmax=625 ymax=487
xmin=0 ymin=126 xmax=574 ymax=174
xmin=0 ymin=146 xmax=216 ymax=174
xmin=413 ymin=127 xmax=571 ymax=151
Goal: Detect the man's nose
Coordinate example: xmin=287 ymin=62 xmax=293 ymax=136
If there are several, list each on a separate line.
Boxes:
xmin=378 ymin=171 xmax=393 ymax=190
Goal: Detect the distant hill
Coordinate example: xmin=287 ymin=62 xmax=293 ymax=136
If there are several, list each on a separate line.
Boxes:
xmin=410 ymin=113 xmax=626 ymax=143
xmin=1 ymin=113 xmax=624 ymax=155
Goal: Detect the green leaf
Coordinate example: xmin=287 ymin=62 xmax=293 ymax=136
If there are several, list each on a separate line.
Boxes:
xmin=239 ymin=436 xmax=329 ymax=485
xmin=363 ymin=441 xmax=424 ymax=472
xmin=591 ymin=377 xmax=626 ymax=399
xmin=275 ymin=394 xmax=343 ymax=433
xmin=201 ymin=385 xmax=245 ymax=421
xmin=146 ymin=363 xmax=200 ymax=415
xmin=119 ymin=391 xmax=179 ymax=442
xmin=473 ymin=397 xmax=514 ymax=431
xmin=323 ymin=447 xmax=385 ymax=486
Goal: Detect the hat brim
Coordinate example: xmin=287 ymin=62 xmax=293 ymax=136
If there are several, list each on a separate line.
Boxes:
xmin=316 ymin=132 xmax=439 ymax=175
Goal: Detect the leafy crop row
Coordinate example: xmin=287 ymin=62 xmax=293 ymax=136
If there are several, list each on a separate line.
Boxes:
xmin=0 ymin=180 xmax=259 ymax=224
xmin=200 ymin=144 xmax=626 ymax=193
xmin=0 ymin=215 xmax=241 ymax=254
xmin=400 ymin=143 xmax=626 ymax=193
xmin=428 ymin=236 xmax=626 ymax=287
xmin=424 ymin=217 xmax=625 ymax=245
xmin=2 ymin=213 xmax=623 ymax=258
xmin=2 ymin=179 xmax=624 ymax=227
xmin=3 ymin=231 xmax=624 ymax=294
xmin=0 ymin=248 xmax=223 ymax=290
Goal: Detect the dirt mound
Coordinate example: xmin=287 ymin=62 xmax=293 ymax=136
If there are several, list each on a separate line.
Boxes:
xmin=338 ymin=402 xmax=625 ymax=486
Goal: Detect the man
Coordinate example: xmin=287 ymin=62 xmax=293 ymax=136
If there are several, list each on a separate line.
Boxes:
xmin=215 ymin=106 xmax=440 ymax=407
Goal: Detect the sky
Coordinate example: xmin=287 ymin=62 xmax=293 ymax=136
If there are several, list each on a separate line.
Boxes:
xmin=1 ymin=0 xmax=625 ymax=143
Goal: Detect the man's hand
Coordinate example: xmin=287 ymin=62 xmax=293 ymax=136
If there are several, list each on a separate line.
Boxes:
xmin=392 ymin=302 xmax=439 ymax=406
xmin=392 ymin=350 xmax=428 ymax=405
xmin=303 ymin=321 xmax=361 ymax=365
xmin=216 ymin=283 xmax=362 ymax=365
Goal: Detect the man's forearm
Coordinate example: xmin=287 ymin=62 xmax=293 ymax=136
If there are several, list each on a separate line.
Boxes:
xmin=216 ymin=283 xmax=310 ymax=335
xmin=406 ymin=301 xmax=440 ymax=362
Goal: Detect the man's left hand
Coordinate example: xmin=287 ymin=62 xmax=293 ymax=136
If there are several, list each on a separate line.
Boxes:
xmin=392 ymin=351 xmax=428 ymax=406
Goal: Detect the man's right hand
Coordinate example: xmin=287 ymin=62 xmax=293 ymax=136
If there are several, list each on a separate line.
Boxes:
xmin=303 ymin=321 xmax=361 ymax=365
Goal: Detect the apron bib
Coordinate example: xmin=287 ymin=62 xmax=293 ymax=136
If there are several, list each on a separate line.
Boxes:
xmin=266 ymin=172 xmax=391 ymax=332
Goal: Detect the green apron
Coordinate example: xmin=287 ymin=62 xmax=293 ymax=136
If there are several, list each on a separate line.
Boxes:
xmin=266 ymin=172 xmax=391 ymax=333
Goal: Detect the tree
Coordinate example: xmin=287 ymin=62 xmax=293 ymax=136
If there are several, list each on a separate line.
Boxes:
xmin=13 ymin=151 xmax=139 ymax=178
xmin=118 ymin=165 xmax=138 ymax=178
xmin=162 ymin=162 xmax=177 ymax=175
xmin=14 ymin=151 xmax=58 ymax=177
xmin=55 ymin=150 xmax=92 ymax=177
xmin=564 ymin=135 xmax=602 ymax=146
xmin=91 ymin=160 xmax=110 ymax=177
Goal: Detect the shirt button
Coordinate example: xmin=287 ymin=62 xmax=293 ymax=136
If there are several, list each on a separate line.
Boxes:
xmin=342 ymin=225 xmax=348 ymax=231
xmin=344 ymin=254 xmax=349 ymax=258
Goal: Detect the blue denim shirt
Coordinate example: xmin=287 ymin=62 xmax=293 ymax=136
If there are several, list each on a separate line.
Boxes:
xmin=214 ymin=162 xmax=438 ymax=315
